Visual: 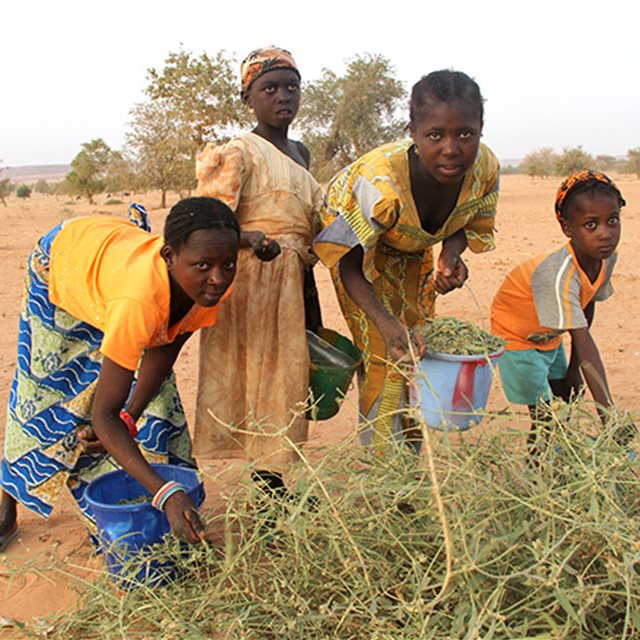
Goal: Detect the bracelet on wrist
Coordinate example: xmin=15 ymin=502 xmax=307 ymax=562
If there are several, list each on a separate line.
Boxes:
xmin=119 ymin=409 xmax=138 ymax=438
xmin=152 ymin=480 xmax=187 ymax=511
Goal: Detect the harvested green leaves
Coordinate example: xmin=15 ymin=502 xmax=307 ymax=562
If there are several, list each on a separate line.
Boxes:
xmin=116 ymin=495 xmax=151 ymax=506
xmin=44 ymin=406 xmax=640 ymax=640
xmin=414 ymin=317 xmax=504 ymax=355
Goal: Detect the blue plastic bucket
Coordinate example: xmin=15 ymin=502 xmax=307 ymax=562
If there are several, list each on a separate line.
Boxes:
xmin=84 ymin=463 xmax=204 ymax=587
xmin=409 ymin=348 xmax=504 ymax=431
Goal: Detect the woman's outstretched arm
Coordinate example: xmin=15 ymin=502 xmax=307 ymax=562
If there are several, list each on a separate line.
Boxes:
xmin=339 ymin=246 xmax=426 ymax=361
xmin=91 ymin=349 xmax=204 ymax=543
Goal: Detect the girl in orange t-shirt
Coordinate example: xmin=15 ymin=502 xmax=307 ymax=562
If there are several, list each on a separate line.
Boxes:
xmin=491 ymin=171 xmax=627 ymax=457
xmin=0 ymin=197 xmax=239 ymax=551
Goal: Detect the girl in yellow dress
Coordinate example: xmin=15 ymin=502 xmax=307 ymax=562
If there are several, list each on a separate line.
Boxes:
xmin=313 ymin=70 xmax=500 ymax=454
xmin=194 ymin=47 xmax=323 ymax=497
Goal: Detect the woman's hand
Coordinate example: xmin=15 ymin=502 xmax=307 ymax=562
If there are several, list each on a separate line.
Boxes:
xmin=242 ymin=230 xmax=281 ymax=262
xmin=163 ymin=492 xmax=205 ymax=544
xmin=379 ymin=317 xmax=427 ymax=362
xmin=338 ymin=246 xmax=426 ymax=362
xmin=434 ymin=248 xmax=468 ymax=294
xmin=78 ymin=427 xmax=106 ymax=454
xmin=435 ymin=228 xmax=469 ymax=294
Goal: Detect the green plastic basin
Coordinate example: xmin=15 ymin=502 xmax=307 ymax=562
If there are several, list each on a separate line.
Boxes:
xmin=307 ymin=328 xmax=362 ymax=421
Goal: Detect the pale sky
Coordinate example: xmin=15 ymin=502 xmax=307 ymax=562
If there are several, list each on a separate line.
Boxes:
xmin=2 ymin=0 xmax=639 ymax=167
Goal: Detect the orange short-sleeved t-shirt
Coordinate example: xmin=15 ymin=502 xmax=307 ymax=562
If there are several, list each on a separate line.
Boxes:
xmin=491 ymin=242 xmax=616 ymax=351
xmin=49 ymin=217 xmax=229 ymax=370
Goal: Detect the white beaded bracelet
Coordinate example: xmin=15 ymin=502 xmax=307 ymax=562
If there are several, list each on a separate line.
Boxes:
xmin=152 ymin=480 xmax=186 ymax=511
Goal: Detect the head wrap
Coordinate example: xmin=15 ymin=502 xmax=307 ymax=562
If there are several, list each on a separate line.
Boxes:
xmin=240 ymin=46 xmax=300 ymax=93
xmin=555 ymin=170 xmax=625 ymax=219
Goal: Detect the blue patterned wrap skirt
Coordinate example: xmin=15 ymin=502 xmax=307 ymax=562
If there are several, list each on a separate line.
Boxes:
xmin=0 ymin=205 xmax=196 ymax=528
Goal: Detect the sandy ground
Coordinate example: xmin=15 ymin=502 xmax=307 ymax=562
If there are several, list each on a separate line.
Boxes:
xmin=0 ymin=175 xmax=638 ymax=630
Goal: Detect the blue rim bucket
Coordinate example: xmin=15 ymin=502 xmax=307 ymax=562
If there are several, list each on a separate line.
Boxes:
xmin=409 ymin=348 xmax=504 ymax=431
xmin=84 ymin=463 xmax=204 ymax=587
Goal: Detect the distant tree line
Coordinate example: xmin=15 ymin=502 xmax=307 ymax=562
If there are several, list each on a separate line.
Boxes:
xmin=512 ymin=146 xmax=640 ymax=180
xmin=2 ymin=48 xmax=640 ymax=206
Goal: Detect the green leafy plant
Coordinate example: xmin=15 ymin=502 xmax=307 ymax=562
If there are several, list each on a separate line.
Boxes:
xmin=26 ymin=402 xmax=640 ymax=640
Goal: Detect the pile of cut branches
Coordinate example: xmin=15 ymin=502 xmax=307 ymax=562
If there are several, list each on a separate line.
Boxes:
xmin=16 ymin=404 xmax=640 ymax=639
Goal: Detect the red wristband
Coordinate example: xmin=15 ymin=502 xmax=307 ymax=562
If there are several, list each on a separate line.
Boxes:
xmin=119 ymin=409 xmax=138 ymax=437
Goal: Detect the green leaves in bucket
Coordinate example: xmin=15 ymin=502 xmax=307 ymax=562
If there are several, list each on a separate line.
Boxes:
xmin=414 ymin=317 xmax=504 ymax=356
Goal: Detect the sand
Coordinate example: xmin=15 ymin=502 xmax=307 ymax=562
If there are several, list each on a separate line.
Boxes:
xmin=0 ymin=175 xmax=638 ymax=630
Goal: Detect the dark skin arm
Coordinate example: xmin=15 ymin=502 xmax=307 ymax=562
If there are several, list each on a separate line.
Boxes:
xmin=530 ymin=303 xmax=617 ymax=461
xmin=88 ymin=338 xmax=204 ymax=544
xmin=292 ymin=140 xmax=323 ymax=331
xmin=335 ymin=225 xmax=468 ymax=359
xmin=567 ymin=324 xmax=612 ymax=420
xmin=78 ymin=333 xmax=192 ymax=452
xmin=553 ymin=302 xmax=595 ymax=400
xmin=567 ymin=304 xmax=636 ymax=441
xmin=339 ymin=246 xmax=426 ymax=361
xmin=127 ymin=332 xmax=191 ymax=420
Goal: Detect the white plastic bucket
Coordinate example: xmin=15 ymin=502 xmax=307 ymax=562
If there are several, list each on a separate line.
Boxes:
xmin=409 ymin=348 xmax=504 ymax=431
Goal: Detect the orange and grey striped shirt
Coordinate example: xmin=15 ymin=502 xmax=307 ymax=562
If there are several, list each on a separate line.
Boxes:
xmin=490 ymin=242 xmax=616 ymax=351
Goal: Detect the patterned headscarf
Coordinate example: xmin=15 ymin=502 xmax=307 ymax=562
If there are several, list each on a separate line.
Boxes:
xmin=240 ymin=46 xmax=300 ymax=93
xmin=555 ymin=170 xmax=625 ymax=219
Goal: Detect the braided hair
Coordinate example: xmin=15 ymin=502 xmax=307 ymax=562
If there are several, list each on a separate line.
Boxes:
xmin=164 ymin=197 xmax=240 ymax=250
xmin=409 ymin=70 xmax=484 ymax=130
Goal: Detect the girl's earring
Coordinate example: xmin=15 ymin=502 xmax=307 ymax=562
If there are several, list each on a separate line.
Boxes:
xmin=414 ymin=146 xmax=420 ymax=157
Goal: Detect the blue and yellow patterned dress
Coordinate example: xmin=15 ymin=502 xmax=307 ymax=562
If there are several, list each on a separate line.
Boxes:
xmin=1 ymin=206 xmax=195 ymax=531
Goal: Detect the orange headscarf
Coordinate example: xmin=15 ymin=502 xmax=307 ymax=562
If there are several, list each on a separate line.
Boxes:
xmin=240 ymin=46 xmax=300 ymax=93
xmin=555 ymin=170 xmax=625 ymax=219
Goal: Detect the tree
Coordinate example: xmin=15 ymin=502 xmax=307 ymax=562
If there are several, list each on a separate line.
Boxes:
xmin=145 ymin=48 xmax=247 ymax=150
xmin=0 ymin=178 xmax=10 ymax=205
xmin=499 ymin=164 xmax=520 ymax=176
xmin=34 ymin=179 xmax=50 ymax=194
xmin=520 ymin=147 xmax=556 ymax=180
xmin=0 ymin=164 xmax=11 ymax=206
xmin=554 ymin=146 xmax=594 ymax=176
xmin=125 ymin=48 xmax=248 ymax=206
xmin=297 ymin=54 xmax=407 ymax=180
xmin=16 ymin=184 xmax=32 ymax=199
xmin=64 ymin=139 xmax=119 ymax=203
xmin=103 ymin=152 xmax=139 ymax=194
xmin=593 ymin=154 xmax=620 ymax=173
xmin=625 ymin=147 xmax=640 ymax=179
xmin=127 ymin=99 xmax=197 ymax=208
